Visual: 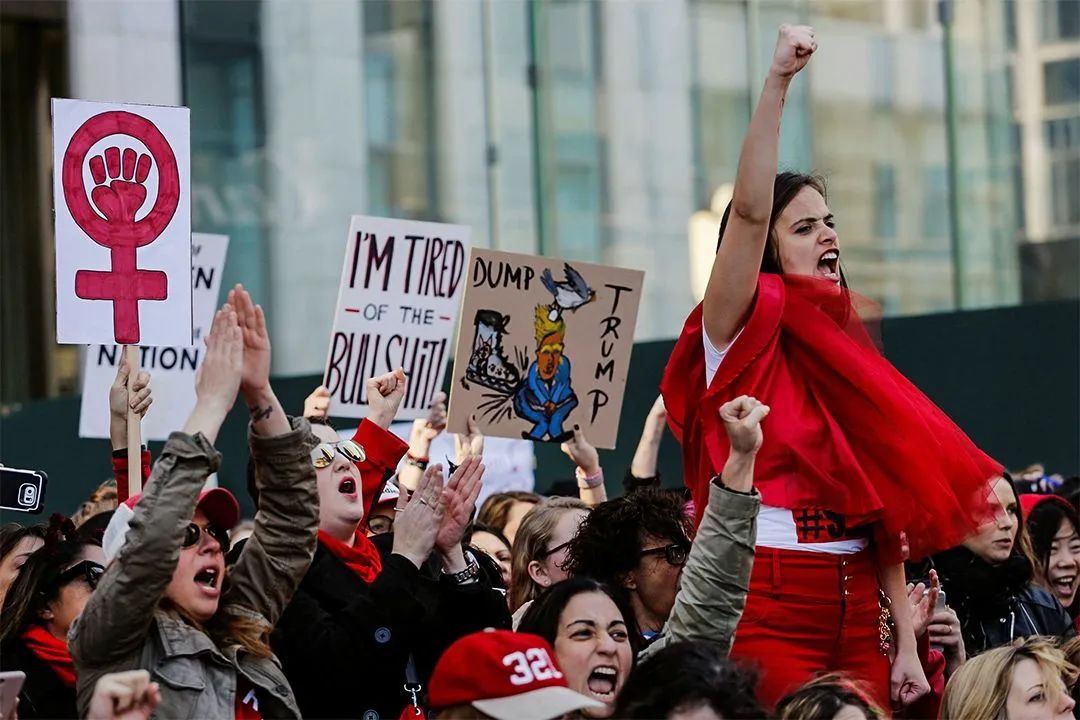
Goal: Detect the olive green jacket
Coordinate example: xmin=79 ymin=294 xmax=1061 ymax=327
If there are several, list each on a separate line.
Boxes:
xmin=70 ymin=418 xmax=319 ymax=719
xmin=641 ymin=479 xmax=759 ymax=659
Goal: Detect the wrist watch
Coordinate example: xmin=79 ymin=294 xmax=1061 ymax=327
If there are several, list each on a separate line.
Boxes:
xmin=444 ymin=551 xmax=480 ymax=585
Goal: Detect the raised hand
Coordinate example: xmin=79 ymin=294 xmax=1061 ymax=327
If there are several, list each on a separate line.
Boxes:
xmin=719 ymin=395 xmax=770 ymax=455
xmin=435 ymin=456 xmax=486 ymax=555
xmin=419 ymin=391 xmax=448 ymax=442
xmin=770 ymin=24 xmax=817 ymax=78
xmin=194 ymin=306 xmax=244 ymax=411
xmin=367 ymin=367 xmax=407 ymax=430
xmin=907 ymin=569 xmax=941 ymax=639
xmin=87 ymin=670 xmax=161 ymax=720
xmin=454 ymin=414 xmax=485 ymax=463
xmin=561 ymin=424 xmax=600 ymax=475
xmin=391 ymin=463 xmax=450 ymax=568
xmin=109 ymin=355 xmax=153 ymax=449
xmin=304 ymin=385 xmax=331 ymax=421
xmin=228 ymin=284 xmax=271 ymax=398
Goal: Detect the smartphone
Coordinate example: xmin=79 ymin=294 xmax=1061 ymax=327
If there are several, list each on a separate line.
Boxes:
xmin=0 ymin=671 xmax=25 ymax=720
xmin=925 ymin=588 xmax=948 ymax=652
xmin=0 ymin=468 xmax=47 ymax=514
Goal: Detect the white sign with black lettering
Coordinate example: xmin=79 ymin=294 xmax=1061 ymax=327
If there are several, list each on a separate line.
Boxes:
xmin=324 ymin=215 xmax=471 ymax=420
xmin=78 ymin=234 xmax=229 ymax=441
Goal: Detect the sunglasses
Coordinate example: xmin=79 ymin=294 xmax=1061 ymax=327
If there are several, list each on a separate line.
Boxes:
xmin=639 ymin=541 xmax=691 ymax=567
xmin=310 ymin=439 xmax=367 ymax=469
xmin=183 ymin=522 xmax=231 ymax=554
xmin=53 ymin=560 xmax=105 ymax=591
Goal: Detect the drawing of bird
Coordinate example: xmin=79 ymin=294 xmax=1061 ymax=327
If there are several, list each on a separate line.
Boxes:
xmin=541 ymin=263 xmax=596 ymax=316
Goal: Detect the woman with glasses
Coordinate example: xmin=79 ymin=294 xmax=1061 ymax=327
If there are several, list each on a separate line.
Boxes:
xmin=265 ymin=370 xmax=511 ymax=720
xmin=509 ymin=497 xmax=590 ymax=623
xmin=0 ymin=517 xmax=104 ymax=719
xmin=70 ymin=289 xmax=321 ymax=719
xmin=564 ymin=488 xmax=693 ymax=640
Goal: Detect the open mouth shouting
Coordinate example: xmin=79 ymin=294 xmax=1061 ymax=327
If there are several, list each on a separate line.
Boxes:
xmin=193 ymin=564 xmax=222 ymax=598
xmin=338 ymin=477 xmax=357 ymax=497
xmin=1053 ymin=573 xmax=1077 ymax=600
xmin=586 ymin=665 xmax=620 ymax=703
xmin=817 ymin=248 xmax=841 ymax=283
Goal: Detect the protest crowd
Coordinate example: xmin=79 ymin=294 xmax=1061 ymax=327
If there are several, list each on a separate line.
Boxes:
xmin=3 ymin=24 xmax=1079 ymax=720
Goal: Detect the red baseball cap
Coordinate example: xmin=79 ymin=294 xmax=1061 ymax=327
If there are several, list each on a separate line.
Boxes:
xmin=103 ymin=488 xmax=240 ymax=563
xmin=428 ymin=629 xmax=602 ymax=720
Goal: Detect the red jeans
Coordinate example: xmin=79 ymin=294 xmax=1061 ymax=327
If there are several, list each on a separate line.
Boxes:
xmin=729 ymin=547 xmax=890 ymax=712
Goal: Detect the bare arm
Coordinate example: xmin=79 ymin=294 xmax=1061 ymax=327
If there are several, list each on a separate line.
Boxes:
xmin=629 ymin=396 xmax=666 ymax=479
xmin=703 ymin=25 xmax=817 ymax=347
xmin=561 ymin=426 xmax=607 ymax=508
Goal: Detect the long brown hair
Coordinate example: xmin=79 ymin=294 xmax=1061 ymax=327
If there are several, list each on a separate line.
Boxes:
xmin=718 ymin=171 xmax=848 ymax=288
xmin=508 ymin=497 xmax=587 ymax=611
xmin=476 ymin=491 xmax=541 ymax=536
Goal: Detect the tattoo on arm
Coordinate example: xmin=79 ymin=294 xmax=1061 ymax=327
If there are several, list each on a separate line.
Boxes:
xmin=249 ymin=405 xmax=273 ymax=422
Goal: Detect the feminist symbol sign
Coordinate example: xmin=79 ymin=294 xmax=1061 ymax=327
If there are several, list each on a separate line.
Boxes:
xmin=53 ymin=99 xmax=192 ymax=347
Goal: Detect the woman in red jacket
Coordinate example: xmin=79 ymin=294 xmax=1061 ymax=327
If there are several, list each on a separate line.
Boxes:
xmin=661 ymin=24 xmax=1001 ymax=713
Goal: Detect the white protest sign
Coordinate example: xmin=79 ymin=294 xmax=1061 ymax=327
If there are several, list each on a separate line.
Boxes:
xmin=52 ymin=98 xmax=192 ymax=347
xmin=78 ymin=234 xmax=229 ymax=441
xmin=324 ymin=215 xmax=471 ymax=420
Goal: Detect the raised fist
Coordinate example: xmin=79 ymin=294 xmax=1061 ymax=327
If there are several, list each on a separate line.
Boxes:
xmin=719 ymin=395 xmax=770 ymax=456
xmin=90 ymin=146 xmax=152 ymax=223
xmin=770 ymin=24 xmax=817 ymax=78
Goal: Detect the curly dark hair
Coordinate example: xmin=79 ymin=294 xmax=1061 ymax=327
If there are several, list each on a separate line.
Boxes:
xmin=563 ymin=487 xmax=691 ymax=589
xmin=615 ymin=640 xmax=765 ymax=719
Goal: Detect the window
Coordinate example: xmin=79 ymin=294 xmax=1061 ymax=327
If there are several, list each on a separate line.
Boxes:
xmin=1044 ymin=59 xmax=1080 ymax=107
xmin=921 ymin=166 xmax=950 ymax=240
xmin=1041 ymin=0 xmax=1080 ymax=42
xmin=1045 ymin=117 xmax=1080 ymax=228
xmin=874 ymin=164 xmax=897 ymax=241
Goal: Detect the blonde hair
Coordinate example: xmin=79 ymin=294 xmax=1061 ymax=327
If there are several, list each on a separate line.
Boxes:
xmin=941 ymin=637 xmax=1077 ymax=720
xmin=508 ymin=496 xmax=588 ymax=611
xmin=71 ymin=480 xmax=119 ymax=527
xmin=534 ymin=305 xmax=565 ymax=347
xmin=476 ymin=491 xmax=541 ymax=536
xmin=776 ymin=673 xmax=881 ymax=719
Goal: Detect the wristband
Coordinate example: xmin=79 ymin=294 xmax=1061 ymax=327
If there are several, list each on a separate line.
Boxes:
xmin=404 ymin=453 xmax=429 ymax=470
xmin=576 ymin=466 xmax=605 ymax=490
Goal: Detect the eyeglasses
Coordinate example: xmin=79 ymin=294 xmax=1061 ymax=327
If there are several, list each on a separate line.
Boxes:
xmin=55 ymin=560 xmax=105 ymax=591
xmin=310 ymin=439 xmax=367 ymax=469
xmin=183 ymin=523 xmax=231 ymax=554
xmin=638 ymin=541 xmax=691 ymax=567
xmin=539 ymin=539 xmax=573 ymax=560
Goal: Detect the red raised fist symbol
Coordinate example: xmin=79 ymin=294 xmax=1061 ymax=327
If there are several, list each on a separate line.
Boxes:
xmin=64 ymin=111 xmax=180 ymax=344
xmin=88 ymin=146 xmax=153 ymax=223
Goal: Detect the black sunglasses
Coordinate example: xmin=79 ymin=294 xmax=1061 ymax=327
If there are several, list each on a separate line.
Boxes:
xmin=55 ymin=560 xmax=105 ymax=591
xmin=539 ymin=538 xmax=573 ymax=560
xmin=183 ymin=523 xmax=231 ymax=554
xmin=639 ymin=541 xmax=691 ymax=567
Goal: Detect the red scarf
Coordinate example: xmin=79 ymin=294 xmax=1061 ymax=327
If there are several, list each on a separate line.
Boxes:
xmin=22 ymin=624 xmax=76 ymax=688
xmin=662 ymin=273 xmax=1001 ymax=562
xmin=318 ymin=529 xmax=383 ymax=583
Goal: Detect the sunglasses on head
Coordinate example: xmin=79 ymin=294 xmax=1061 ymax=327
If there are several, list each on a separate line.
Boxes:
xmin=54 ymin=560 xmax=105 ymax=591
xmin=183 ymin=522 xmax=231 ymax=554
xmin=638 ymin=541 xmax=691 ymax=567
xmin=310 ymin=439 xmax=366 ymax=469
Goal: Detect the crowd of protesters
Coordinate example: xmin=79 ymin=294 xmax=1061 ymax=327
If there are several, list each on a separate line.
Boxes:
xmin=1 ymin=23 xmax=1078 ymax=720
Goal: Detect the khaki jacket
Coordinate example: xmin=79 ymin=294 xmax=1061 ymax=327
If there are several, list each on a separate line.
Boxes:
xmin=642 ymin=479 xmax=759 ymax=658
xmin=71 ymin=418 xmax=319 ymax=719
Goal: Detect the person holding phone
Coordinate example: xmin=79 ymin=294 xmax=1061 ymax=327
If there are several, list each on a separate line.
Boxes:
xmin=661 ymin=23 xmax=1002 ymax=711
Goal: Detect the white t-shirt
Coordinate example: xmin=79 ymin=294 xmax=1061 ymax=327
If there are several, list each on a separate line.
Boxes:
xmin=703 ymin=321 xmax=868 ymax=554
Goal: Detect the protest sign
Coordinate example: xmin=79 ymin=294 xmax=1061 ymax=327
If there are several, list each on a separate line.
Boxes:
xmin=78 ymin=234 xmax=229 ymax=441
xmin=447 ymin=249 xmax=644 ymax=449
xmin=52 ymin=98 xmax=191 ymax=347
xmin=324 ymin=215 xmax=471 ymax=420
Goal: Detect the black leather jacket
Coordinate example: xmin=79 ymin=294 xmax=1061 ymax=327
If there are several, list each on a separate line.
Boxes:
xmin=926 ymin=547 xmax=1075 ymax=657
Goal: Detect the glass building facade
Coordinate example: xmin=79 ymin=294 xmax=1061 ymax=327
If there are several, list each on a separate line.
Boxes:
xmin=2 ymin=0 xmax=1076 ymax=400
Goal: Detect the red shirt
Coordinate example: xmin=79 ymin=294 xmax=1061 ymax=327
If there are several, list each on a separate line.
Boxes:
xmin=661 ymin=274 xmax=1001 ymax=561
xmin=235 ymin=676 xmax=263 ymax=720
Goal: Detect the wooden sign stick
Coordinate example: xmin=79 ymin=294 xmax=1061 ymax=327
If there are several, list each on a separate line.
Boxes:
xmin=126 ymin=345 xmax=143 ymax=495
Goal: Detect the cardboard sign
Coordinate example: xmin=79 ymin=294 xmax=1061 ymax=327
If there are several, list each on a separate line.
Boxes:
xmin=52 ymin=98 xmax=192 ymax=347
xmin=447 ymin=249 xmax=644 ymax=449
xmin=78 ymin=234 xmax=229 ymax=441
xmin=324 ymin=215 xmax=471 ymax=420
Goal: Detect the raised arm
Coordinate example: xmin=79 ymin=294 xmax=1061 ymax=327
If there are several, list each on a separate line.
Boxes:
xmin=628 ymin=396 xmax=666 ymax=482
xmin=561 ymin=425 xmax=607 ymax=507
xmin=703 ymin=25 xmax=816 ymax=347
xmin=644 ymin=396 xmax=768 ymax=657
xmin=72 ymin=308 xmax=242 ymax=666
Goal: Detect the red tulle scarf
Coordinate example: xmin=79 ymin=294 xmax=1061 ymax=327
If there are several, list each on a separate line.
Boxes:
xmin=318 ymin=529 xmax=383 ymax=583
xmin=22 ymin=624 xmax=76 ymax=688
xmin=661 ymin=273 xmax=1001 ymax=561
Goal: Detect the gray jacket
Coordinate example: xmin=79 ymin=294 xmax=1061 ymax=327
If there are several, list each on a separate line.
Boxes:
xmin=70 ymin=418 xmax=319 ymax=719
xmin=642 ymin=478 xmax=759 ymax=658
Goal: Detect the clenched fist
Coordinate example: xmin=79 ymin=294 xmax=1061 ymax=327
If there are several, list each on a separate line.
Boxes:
xmin=770 ymin=24 xmax=817 ymax=79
